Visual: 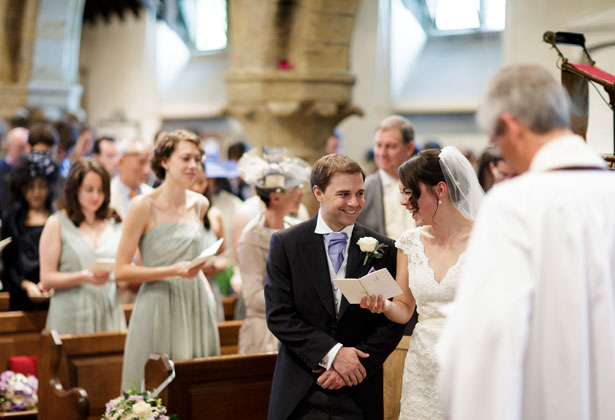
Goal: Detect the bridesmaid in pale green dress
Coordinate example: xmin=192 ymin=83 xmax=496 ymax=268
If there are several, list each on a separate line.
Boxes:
xmin=39 ymin=158 xmax=126 ymax=334
xmin=116 ymin=130 xmax=220 ymax=391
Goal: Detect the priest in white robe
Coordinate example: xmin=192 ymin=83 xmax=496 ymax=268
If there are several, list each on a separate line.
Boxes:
xmin=438 ymin=64 xmax=615 ymax=420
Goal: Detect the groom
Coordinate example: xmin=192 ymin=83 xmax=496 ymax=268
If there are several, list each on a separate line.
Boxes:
xmin=265 ymin=154 xmax=405 ymax=420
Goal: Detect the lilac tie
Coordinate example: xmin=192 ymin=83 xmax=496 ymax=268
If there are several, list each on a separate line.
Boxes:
xmin=324 ymin=232 xmax=348 ymax=274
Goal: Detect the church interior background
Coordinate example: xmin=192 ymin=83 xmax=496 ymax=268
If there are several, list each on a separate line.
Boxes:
xmin=1 ymin=0 xmax=614 ymax=164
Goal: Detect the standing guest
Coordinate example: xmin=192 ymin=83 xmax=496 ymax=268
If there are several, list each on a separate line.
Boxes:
xmin=360 ymin=147 xmax=483 ymax=420
xmin=188 ymin=163 xmax=228 ymax=322
xmin=357 ymin=115 xmax=416 ymax=240
xmin=265 ymin=154 xmax=405 ymax=420
xmin=438 ymin=64 xmax=615 ymax=420
xmin=0 ymin=128 xmax=30 ymax=214
xmin=110 ymin=139 xmax=153 ymax=220
xmin=28 ymin=122 xmax=58 ymax=154
xmin=117 ymin=130 xmax=220 ymax=392
xmin=93 ymin=136 xmax=120 ymax=177
xmin=39 ymin=158 xmax=126 ymax=333
xmin=476 ymin=146 xmax=515 ymax=192
xmin=53 ymin=118 xmax=80 ymax=178
xmin=1 ymin=153 xmax=58 ymax=310
xmin=236 ymin=148 xmax=310 ymax=354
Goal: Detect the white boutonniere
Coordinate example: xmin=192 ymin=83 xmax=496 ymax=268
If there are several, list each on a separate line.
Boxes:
xmin=356 ymin=236 xmax=387 ymax=266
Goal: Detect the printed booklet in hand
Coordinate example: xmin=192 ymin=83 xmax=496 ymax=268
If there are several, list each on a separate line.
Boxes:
xmin=90 ymin=258 xmax=115 ymax=272
xmin=334 ymin=268 xmax=402 ymax=304
xmin=187 ymin=238 xmax=224 ymax=269
xmin=0 ymin=237 xmax=12 ymax=253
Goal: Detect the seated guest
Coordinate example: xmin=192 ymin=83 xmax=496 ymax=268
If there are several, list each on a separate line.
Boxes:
xmin=188 ymin=163 xmax=228 ymax=321
xmin=236 ymin=148 xmax=310 ymax=354
xmin=1 ymin=152 xmax=57 ymax=310
xmin=39 ymin=158 xmax=126 ymax=334
xmin=110 ymin=139 xmax=153 ymax=219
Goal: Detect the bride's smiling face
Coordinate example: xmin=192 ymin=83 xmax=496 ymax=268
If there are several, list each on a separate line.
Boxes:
xmin=400 ymin=181 xmax=439 ymax=226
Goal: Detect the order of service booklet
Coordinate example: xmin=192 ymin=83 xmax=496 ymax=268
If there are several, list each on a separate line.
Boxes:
xmin=334 ymin=268 xmax=402 ymax=304
xmin=187 ymin=237 xmax=224 ymax=269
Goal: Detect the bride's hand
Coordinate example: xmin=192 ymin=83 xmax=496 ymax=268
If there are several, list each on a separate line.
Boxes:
xmin=359 ymin=295 xmax=390 ymax=314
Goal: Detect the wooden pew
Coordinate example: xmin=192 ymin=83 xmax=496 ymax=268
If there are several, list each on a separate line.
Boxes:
xmin=0 ymin=291 xmax=10 ymax=311
xmin=383 ymin=335 xmax=410 ymax=420
xmin=144 ymin=352 xmax=277 ymax=420
xmin=37 ymin=320 xmax=242 ymax=420
xmin=38 ymin=329 xmax=124 ymax=420
xmin=221 ymin=294 xmax=237 ymax=320
xmin=0 ymin=311 xmax=47 ymax=370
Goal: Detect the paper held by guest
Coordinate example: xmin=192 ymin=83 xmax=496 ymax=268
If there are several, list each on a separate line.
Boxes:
xmin=187 ymin=238 xmax=224 ymax=269
xmin=90 ymin=258 xmax=115 ymax=273
xmin=0 ymin=237 xmax=12 ymax=253
xmin=334 ymin=268 xmax=402 ymax=304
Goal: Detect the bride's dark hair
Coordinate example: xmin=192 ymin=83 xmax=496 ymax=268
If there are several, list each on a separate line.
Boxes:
xmin=398 ymin=149 xmax=444 ymax=211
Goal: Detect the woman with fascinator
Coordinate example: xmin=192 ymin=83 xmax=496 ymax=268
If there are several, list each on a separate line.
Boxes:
xmin=236 ymin=148 xmax=310 ymax=354
xmin=1 ymin=152 xmax=58 ymax=310
xmin=360 ymin=146 xmax=484 ymax=420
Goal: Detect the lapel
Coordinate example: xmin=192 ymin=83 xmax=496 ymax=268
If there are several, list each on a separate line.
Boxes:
xmin=300 ymin=218 xmax=336 ymax=320
xmin=338 ymin=223 xmax=373 ymax=319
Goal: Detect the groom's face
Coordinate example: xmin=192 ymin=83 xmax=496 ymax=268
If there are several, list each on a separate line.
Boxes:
xmin=313 ymin=172 xmax=365 ymax=232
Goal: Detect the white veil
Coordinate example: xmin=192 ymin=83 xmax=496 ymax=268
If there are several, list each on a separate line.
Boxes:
xmin=438 ymin=146 xmax=484 ymax=220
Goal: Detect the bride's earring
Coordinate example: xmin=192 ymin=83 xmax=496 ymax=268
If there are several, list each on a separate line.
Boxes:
xmin=438 ymin=200 xmax=442 ymax=204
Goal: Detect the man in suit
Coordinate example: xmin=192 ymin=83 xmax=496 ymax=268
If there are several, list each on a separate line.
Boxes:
xmin=357 ymin=115 xmax=416 ymax=240
xmin=265 ymin=154 xmax=405 ymax=420
xmin=0 ymin=127 xmax=29 ymax=214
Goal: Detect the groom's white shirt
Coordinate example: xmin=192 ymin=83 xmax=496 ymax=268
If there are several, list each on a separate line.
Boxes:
xmin=314 ymin=209 xmax=354 ymax=370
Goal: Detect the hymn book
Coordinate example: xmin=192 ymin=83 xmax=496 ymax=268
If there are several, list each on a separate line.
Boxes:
xmin=90 ymin=258 xmax=115 ymax=272
xmin=0 ymin=237 xmax=11 ymax=253
xmin=334 ymin=268 xmax=402 ymax=304
xmin=187 ymin=238 xmax=224 ymax=269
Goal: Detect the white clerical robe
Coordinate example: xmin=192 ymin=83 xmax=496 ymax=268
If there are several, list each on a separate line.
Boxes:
xmin=438 ymin=134 xmax=615 ymax=420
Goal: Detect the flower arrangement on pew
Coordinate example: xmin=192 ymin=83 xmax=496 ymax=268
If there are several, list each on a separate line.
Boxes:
xmin=0 ymin=370 xmax=38 ymax=412
xmin=102 ymin=388 xmax=177 ymax=420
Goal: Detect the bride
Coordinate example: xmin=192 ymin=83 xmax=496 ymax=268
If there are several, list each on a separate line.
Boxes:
xmin=360 ymin=146 xmax=484 ymax=420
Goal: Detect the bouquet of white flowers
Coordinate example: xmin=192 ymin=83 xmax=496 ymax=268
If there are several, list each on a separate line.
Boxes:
xmin=0 ymin=370 xmax=38 ymax=412
xmin=102 ymin=389 xmax=176 ymax=420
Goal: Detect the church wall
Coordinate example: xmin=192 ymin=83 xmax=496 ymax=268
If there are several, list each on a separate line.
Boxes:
xmin=77 ymin=0 xmax=615 ymax=157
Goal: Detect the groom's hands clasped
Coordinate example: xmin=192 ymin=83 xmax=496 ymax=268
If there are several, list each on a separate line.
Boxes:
xmin=332 ymin=347 xmax=369 ymax=387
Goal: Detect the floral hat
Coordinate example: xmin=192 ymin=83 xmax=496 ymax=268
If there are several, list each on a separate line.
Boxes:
xmin=238 ymin=147 xmax=310 ymax=192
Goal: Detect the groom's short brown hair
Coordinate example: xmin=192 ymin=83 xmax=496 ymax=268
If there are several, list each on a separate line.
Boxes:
xmin=310 ymin=154 xmax=364 ymax=193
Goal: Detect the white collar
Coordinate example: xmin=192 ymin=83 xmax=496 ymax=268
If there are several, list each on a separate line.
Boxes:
xmin=378 ymin=169 xmax=398 ymax=187
xmin=529 ymin=134 xmax=607 ymax=172
xmin=314 ymin=210 xmax=355 ymax=238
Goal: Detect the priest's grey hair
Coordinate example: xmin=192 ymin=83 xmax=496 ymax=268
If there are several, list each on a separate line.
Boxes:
xmin=476 ymin=64 xmax=571 ymax=136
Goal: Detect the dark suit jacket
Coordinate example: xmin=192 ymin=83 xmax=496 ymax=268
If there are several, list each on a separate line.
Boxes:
xmin=356 ymin=172 xmax=386 ymax=236
xmin=0 ymin=160 xmax=13 ymax=217
xmin=264 ymin=217 xmax=405 ymax=420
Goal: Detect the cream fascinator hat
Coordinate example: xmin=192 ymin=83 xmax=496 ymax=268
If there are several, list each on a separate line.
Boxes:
xmin=238 ymin=147 xmax=310 ymax=192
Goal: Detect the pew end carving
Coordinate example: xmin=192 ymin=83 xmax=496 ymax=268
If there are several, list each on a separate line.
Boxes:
xmin=38 ymin=329 xmax=89 ymax=420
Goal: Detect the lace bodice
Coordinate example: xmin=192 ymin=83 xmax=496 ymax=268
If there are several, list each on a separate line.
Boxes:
xmin=396 ymin=228 xmax=463 ymax=322
xmin=395 ymin=227 xmax=466 ymax=420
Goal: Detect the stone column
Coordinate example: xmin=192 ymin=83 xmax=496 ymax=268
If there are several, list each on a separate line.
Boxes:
xmin=0 ymin=0 xmax=39 ymax=118
xmin=27 ymin=0 xmax=85 ymax=116
xmin=224 ymin=0 xmax=362 ymax=163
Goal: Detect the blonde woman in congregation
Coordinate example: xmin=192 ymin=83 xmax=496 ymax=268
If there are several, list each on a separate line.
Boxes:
xmin=360 ymin=147 xmax=483 ymax=420
xmin=117 ymin=130 xmax=220 ymax=391
xmin=39 ymin=158 xmax=126 ymax=334
xmin=235 ymin=148 xmax=310 ymax=354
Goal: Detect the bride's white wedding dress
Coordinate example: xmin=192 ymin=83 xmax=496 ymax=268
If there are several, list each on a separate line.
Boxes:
xmin=396 ymin=228 xmax=465 ymax=420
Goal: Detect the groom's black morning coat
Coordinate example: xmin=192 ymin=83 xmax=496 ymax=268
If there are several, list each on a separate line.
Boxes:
xmin=264 ymin=216 xmax=405 ymax=420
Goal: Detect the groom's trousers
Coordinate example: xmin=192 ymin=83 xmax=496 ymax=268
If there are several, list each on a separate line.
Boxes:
xmin=289 ymin=385 xmax=363 ymax=420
